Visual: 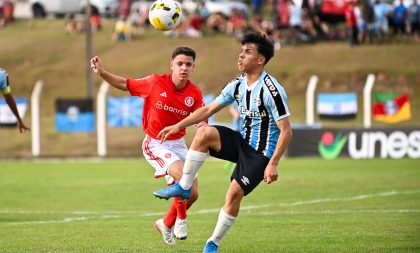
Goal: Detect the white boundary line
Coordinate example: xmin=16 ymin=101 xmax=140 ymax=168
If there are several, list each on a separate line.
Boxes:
xmin=2 ymin=189 xmax=419 ymax=225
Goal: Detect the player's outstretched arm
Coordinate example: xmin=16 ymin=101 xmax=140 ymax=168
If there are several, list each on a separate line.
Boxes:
xmin=4 ymin=93 xmax=30 ymax=133
xmin=264 ymin=117 xmax=292 ymax=184
xmin=90 ymin=56 xmax=128 ymax=91
xmin=158 ymin=101 xmax=224 ymax=142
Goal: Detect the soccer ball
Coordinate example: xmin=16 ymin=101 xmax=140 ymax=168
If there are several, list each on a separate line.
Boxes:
xmin=148 ymin=0 xmax=182 ymax=31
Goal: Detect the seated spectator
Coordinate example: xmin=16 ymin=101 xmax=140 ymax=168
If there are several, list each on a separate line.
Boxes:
xmin=249 ymin=15 xmax=273 ymax=38
xmin=0 ymin=0 xmax=14 ymax=28
xmin=165 ymin=12 xmax=203 ymax=38
xmin=206 ymin=12 xmax=227 ymax=33
xmin=90 ymin=6 xmax=102 ymax=32
xmin=65 ymin=13 xmax=79 ymax=35
xmin=129 ymin=8 xmax=148 ymax=34
xmin=112 ymin=16 xmax=132 ymax=41
xmin=226 ymin=8 xmax=248 ymax=39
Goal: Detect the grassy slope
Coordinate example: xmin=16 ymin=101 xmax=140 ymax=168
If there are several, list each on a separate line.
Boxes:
xmin=0 ymin=19 xmax=419 ymax=157
xmin=0 ymin=158 xmax=419 ymax=252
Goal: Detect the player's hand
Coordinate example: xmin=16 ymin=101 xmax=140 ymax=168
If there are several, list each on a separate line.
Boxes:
xmin=194 ymin=121 xmax=208 ymax=129
xmin=263 ymin=164 xmax=278 ymax=184
xmin=90 ymin=56 xmax=103 ymax=75
xmin=17 ymin=120 xmax=30 ymax=134
xmin=158 ymin=125 xmax=181 ymax=143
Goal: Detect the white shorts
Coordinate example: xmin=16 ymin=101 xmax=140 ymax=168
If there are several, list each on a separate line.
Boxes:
xmin=142 ymin=135 xmax=187 ymax=185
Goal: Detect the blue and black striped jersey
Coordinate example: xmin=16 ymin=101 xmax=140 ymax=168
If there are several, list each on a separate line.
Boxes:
xmin=215 ymin=71 xmax=290 ymax=158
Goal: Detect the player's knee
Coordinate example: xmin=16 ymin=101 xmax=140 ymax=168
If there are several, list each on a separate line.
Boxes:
xmin=194 ymin=126 xmax=213 ymax=144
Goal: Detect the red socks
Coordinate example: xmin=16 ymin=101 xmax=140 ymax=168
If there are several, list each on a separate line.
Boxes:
xmin=163 ymin=197 xmax=187 ymax=228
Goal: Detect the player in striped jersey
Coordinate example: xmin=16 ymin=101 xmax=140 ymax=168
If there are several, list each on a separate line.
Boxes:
xmin=154 ymin=33 xmax=293 ymax=253
xmin=0 ymin=67 xmax=30 ymax=133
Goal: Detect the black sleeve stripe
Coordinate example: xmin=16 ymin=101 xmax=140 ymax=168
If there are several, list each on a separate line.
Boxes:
xmin=233 ymin=80 xmax=241 ymax=106
xmin=263 ymin=74 xmax=286 ymax=116
xmin=257 ymin=87 xmax=269 ymax=153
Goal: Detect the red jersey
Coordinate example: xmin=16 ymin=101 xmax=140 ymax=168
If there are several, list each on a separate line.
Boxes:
xmin=126 ymin=74 xmax=204 ymax=140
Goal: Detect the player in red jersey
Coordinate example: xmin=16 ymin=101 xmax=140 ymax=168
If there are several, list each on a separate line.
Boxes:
xmin=90 ymin=47 xmax=205 ymax=244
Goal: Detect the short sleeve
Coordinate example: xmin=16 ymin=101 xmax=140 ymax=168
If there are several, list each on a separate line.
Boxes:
xmin=126 ymin=74 xmax=154 ymax=97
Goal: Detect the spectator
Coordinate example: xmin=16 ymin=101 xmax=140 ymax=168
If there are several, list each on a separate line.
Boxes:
xmin=128 ymin=8 xmax=148 ymax=34
xmin=166 ymin=12 xmax=203 ymax=38
xmin=249 ymin=15 xmax=273 ymax=37
xmin=392 ymin=0 xmax=408 ymax=39
xmin=272 ymin=0 xmax=290 ymax=50
xmin=206 ymin=12 xmax=227 ymax=33
xmin=354 ymin=0 xmax=366 ymax=44
xmin=0 ymin=0 xmax=13 ymax=28
xmin=252 ymin=0 xmax=264 ymax=16
xmin=345 ymin=0 xmax=358 ymax=46
xmin=408 ymin=0 xmax=420 ymax=42
xmin=90 ymin=6 xmax=102 ymax=32
xmin=227 ymin=8 xmax=248 ymax=39
xmin=119 ymin=0 xmax=131 ymax=18
xmin=112 ymin=16 xmax=132 ymax=41
xmin=65 ymin=13 xmax=79 ymax=35
xmin=288 ymin=0 xmax=303 ymax=45
xmin=372 ymin=0 xmax=390 ymax=42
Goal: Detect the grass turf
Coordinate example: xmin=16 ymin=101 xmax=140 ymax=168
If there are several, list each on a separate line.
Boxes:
xmin=0 ymin=158 xmax=419 ymax=252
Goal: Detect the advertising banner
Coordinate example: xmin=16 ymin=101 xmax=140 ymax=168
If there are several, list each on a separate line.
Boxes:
xmin=0 ymin=97 xmax=28 ymax=127
xmin=55 ymin=98 xmax=95 ymax=133
xmin=287 ymin=127 xmax=420 ymax=159
xmin=107 ymin=96 xmax=143 ymax=127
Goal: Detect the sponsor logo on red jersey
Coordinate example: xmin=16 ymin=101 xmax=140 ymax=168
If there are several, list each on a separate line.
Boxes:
xmin=155 ymin=100 xmax=188 ymax=116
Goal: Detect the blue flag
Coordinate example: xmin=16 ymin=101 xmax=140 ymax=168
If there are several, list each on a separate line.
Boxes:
xmin=107 ymin=96 xmax=143 ymax=127
xmin=55 ymin=98 xmax=95 ymax=132
xmin=317 ymin=93 xmax=358 ymax=120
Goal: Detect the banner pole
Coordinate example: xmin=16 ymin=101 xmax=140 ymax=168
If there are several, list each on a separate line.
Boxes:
xmin=31 ymin=80 xmax=43 ymax=157
xmin=97 ymin=81 xmax=109 ymax=157
xmin=363 ymin=74 xmax=375 ymax=129
xmin=306 ymin=75 xmax=319 ymax=126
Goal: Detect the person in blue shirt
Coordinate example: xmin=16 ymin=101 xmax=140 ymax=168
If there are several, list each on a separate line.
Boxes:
xmin=408 ymin=0 xmax=420 ymax=42
xmin=392 ymin=0 xmax=408 ymax=38
xmin=153 ymin=33 xmax=293 ymax=253
xmin=0 ymin=67 xmax=29 ymax=133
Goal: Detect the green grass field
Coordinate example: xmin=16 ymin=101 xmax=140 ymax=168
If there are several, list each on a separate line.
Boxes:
xmin=0 ymin=158 xmax=419 ymax=252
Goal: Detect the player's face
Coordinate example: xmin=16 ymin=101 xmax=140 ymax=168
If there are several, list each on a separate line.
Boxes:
xmin=170 ymin=54 xmax=195 ymax=83
xmin=237 ymin=43 xmax=265 ymax=73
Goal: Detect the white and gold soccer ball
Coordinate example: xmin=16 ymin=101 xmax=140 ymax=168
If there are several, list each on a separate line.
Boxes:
xmin=148 ymin=0 xmax=182 ymax=31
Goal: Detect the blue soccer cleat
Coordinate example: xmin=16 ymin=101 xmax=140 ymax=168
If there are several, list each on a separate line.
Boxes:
xmin=153 ymin=182 xmax=192 ymax=200
xmin=203 ymin=241 xmax=218 ymax=253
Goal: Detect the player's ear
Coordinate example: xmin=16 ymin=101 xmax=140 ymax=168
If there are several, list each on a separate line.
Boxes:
xmin=258 ymin=56 xmax=265 ymax=65
xmin=170 ymin=60 xmax=174 ymax=71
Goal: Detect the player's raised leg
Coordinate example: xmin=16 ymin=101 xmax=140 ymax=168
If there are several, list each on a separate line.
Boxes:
xmin=153 ymin=126 xmax=221 ymax=199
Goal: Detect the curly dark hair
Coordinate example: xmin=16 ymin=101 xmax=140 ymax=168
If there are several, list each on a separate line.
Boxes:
xmin=240 ymin=33 xmax=274 ymax=65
